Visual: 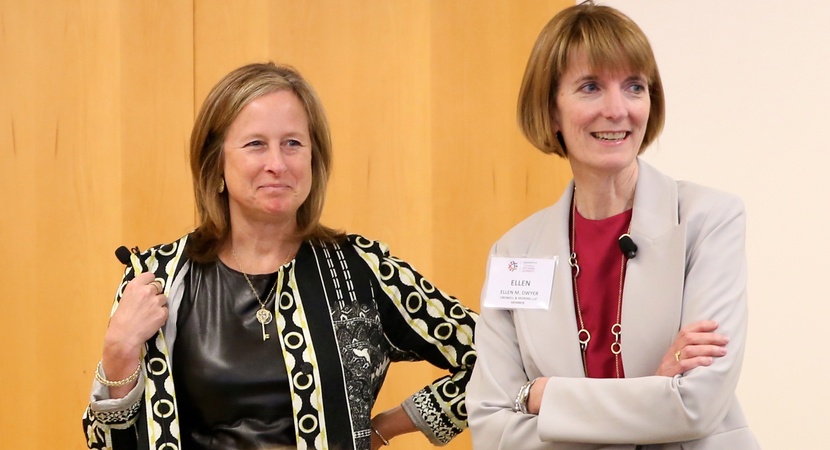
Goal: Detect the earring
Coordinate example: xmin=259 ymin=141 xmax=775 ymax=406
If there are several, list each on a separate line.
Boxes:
xmin=218 ymin=178 xmax=225 ymax=193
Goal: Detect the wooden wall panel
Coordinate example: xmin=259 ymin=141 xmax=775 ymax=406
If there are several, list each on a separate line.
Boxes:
xmin=0 ymin=1 xmax=125 ymax=448
xmin=0 ymin=1 xmax=572 ymax=448
xmin=0 ymin=1 xmax=193 ymax=449
xmin=193 ymin=0 xmax=271 ymax=97
xmin=120 ymin=0 xmax=196 ymax=246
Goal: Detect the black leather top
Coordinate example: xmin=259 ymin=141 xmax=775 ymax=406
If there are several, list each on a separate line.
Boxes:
xmin=172 ymin=260 xmax=296 ymax=449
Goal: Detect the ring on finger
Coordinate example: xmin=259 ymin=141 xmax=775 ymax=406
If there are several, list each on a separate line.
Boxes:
xmin=150 ymin=280 xmax=163 ymax=295
xmin=674 ymin=350 xmax=681 ymax=362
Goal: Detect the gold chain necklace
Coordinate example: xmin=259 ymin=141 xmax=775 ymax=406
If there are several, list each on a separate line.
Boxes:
xmin=231 ymin=246 xmax=295 ymax=341
xmin=568 ymin=193 xmax=629 ymax=378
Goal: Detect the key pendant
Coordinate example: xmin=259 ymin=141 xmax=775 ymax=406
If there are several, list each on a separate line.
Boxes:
xmin=256 ymin=308 xmax=273 ymax=341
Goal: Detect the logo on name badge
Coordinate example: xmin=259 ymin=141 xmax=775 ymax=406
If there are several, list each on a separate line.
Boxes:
xmin=507 ymin=260 xmax=539 ymax=273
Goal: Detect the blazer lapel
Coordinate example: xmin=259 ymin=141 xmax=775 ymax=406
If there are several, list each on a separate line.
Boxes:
xmin=621 ymin=159 xmax=687 ymax=377
xmin=513 ymin=182 xmax=587 ymax=378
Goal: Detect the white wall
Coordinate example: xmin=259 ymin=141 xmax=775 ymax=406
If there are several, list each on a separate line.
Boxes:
xmin=603 ymin=1 xmax=830 ymax=447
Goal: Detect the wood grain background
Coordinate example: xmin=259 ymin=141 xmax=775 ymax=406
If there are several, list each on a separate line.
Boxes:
xmin=0 ymin=1 xmax=572 ymax=448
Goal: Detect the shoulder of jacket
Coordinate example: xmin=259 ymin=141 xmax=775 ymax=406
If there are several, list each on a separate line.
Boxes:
xmin=677 ymin=181 xmax=745 ymax=217
xmin=345 ymin=233 xmax=391 ymax=256
xmin=132 ymin=234 xmax=191 ymax=278
xmin=494 ymin=204 xmax=557 ymax=253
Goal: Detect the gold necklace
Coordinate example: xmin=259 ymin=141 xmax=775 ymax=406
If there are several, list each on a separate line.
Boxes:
xmin=568 ymin=193 xmax=629 ymax=378
xmin=231 ymin=246 xmax=295 ymax=341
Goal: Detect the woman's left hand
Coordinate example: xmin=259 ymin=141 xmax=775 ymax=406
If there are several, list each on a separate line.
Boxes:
xmin=656 ymin=320 xmax=729 ymax=377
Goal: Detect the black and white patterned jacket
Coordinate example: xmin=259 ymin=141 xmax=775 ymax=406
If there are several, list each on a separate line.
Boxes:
xmin=83 ymin=234 xmax=478 ymax=450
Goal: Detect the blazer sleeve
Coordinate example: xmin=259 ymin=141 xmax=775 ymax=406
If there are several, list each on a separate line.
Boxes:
xmin=352 ymin=236 xmax=478 ymax=446
xmin=470 ymin=289 xmax=623 ymax=449
xmin=469 ymin=193 xmax=750 ymax=447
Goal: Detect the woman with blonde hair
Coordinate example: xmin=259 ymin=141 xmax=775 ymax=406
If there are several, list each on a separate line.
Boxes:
xmin=83 ymin=62 xmax=476 ymax=450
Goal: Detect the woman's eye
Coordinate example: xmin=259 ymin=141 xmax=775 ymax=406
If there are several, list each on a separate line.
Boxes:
xmin=244 ymin=140 xmax=265 ymax=148
xmin=628 ymin=83 xmax=647 ymax=94
xmin=284 ymin=139 xmax=303 ymax=147
xmin=580 ymin=82 xmax=599 ymax=93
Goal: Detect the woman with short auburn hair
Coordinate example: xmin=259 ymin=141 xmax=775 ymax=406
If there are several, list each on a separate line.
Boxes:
xmin=468 ymin=3 xmax=759 ymax=448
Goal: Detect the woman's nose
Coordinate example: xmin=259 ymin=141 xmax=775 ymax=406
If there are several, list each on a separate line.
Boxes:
xmin=601 ymin=89 xmax=628 ymax=120
xmin=264 ymin=147 xmax=287 ymax=173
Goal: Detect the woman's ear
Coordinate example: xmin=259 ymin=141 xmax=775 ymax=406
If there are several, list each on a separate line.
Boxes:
xmin=550 ymin=106 xmax=560 ymax=133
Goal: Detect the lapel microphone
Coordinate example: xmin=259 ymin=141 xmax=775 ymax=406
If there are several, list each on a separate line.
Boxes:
xmin=115 ymin=245 xmax=133 ymax=266
xmin=115 ymin=245 xmax=143 ymax=272
xmin=618 ymin=234 xmax=638 ymax=259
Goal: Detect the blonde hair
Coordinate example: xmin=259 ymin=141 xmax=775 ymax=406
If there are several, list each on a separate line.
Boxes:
xmin=518 ymin=2 xmax=665 ymax=157
xmin=188 ymin=62 xmax=344 ymax=262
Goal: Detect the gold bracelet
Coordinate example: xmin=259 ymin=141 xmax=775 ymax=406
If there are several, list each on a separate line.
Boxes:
xmin=95 ymin=360 xmax=141 ymax=387
xmin=371 ymin=426 xmax=390 ymax=446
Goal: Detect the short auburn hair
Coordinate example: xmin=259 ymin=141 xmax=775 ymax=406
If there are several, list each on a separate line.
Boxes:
xmin=517 ymin=2 xmax=665 ymax=157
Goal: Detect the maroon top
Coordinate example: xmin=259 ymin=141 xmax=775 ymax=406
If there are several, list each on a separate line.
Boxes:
xmin=572 ymin=207 xmax=632 ymax=378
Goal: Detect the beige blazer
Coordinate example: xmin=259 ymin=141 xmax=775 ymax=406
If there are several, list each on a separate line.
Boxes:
xmin=468 ymin=160 xmax=759 ymax=449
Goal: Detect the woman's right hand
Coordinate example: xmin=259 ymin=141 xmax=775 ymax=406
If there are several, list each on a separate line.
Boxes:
xmin=655 ymin=320 xmax=728 ymax=377
xmin=100 ymin=272 xmax=169 ymax=396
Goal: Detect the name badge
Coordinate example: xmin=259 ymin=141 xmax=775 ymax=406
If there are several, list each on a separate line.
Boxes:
xmin=483 ymin=256 xmax=557 ymax=310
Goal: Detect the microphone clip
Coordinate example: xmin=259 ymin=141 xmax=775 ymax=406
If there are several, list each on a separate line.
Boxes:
xmin=618 ymin=234 xmax=638 ymax=259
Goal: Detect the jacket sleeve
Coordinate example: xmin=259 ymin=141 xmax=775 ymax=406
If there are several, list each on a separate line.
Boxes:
xmin=83 ymin=267 xmax=143 ymax=450
xmin=351 ymin=236 xmax=478 ymax=446
xmin=469 ymin=299 xmax=622 ymax=450
xmin=83 ymin=236 xmax=188 ymax=450
xmin=469 ymin=193 xmax=750 ymax=447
